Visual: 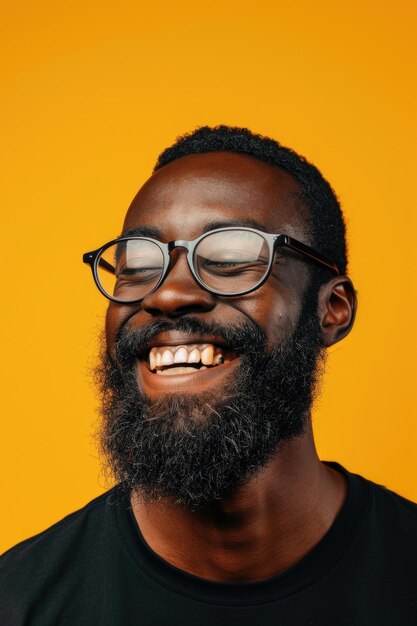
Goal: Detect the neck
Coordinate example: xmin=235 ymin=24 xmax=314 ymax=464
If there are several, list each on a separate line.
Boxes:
xmin=130 ymin=429 xmax=346 ymax=582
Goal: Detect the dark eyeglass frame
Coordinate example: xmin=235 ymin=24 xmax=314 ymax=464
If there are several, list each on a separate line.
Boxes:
xmin=83 ymin=226 xmax=340 ymax=304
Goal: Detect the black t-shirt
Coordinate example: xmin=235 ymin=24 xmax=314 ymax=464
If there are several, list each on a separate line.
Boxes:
xmin=1 ymin=463 xmax=417 ymax=625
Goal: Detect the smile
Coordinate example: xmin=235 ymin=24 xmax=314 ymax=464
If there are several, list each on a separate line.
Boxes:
xmin=136 ymin=334 xmax=239 ymax=394
xmin=148 ymin=343 xmax=226 ymax=375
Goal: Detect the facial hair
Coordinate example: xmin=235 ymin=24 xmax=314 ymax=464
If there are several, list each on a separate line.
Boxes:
xmin=96 ymin=292 xmax=325 ymax=508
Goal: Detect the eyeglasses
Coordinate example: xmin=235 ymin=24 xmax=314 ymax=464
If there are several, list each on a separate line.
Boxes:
xmin=83 ymin=227 xmax=340 ymax=304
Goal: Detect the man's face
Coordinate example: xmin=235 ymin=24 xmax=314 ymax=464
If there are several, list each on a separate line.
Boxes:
xmin=106 ymin=152 xmax=312 ymax=371
xmin=100 ymin=152 xmax=325 ymax=506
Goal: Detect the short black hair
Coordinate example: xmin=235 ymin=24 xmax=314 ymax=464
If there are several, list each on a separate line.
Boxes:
xmin=155 ymin=125 xmax=348 ymax=281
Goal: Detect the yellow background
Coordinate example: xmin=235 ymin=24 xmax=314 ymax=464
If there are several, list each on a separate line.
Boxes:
xmin=1 ymin=1 xmax=416 ymax=553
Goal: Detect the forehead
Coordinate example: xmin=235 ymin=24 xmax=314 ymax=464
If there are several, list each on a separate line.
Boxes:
xmin=123 ymin=152 xmax=309 ymax=241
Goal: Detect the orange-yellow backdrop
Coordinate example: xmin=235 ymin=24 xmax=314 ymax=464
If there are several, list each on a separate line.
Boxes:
xmin=1 ymin=1 xmax=416 ymax=553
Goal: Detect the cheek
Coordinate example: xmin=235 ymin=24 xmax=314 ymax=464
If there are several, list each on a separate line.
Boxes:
xmin=233 ymin=289 xmax=300 ymax=349
xmin=105 ymin=303 xmax=138 ymax=358
xmin=262 ymin=302 xmax=295 ymax=349
xmin=257 ymin=271 xmax=309 ymax=344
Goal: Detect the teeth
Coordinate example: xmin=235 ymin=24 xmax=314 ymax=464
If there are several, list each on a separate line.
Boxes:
xmin=159 ymin=366 xmax=199 ymax=376
xmin=174 ymin=346 xmax=188 ymax=364
xmin=201 ymin=345 xmax=214 ymax=365
xmin=188 ymin=348 xmax=201 ymax=363
xmin=148 ymin=343 xmax=225 ymax=371
xmin=161 ymin=349 xmax=174 ymax=366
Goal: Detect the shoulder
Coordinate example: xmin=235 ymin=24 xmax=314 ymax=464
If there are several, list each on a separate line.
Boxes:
xmin=0 ymin=488 xmax=128 ymax=624
xmin=323 ymin=463 xmax=417 ymax=613
xmin=328 ymin=462 xmax=417 ymax=553
xmin=352 ymin=467 xmax=417 ymax=516
xmin=331 ymin=462 xmax=417 ymax=517
xmin=366 ymin=476 xmax=417 ymax=534
xmin=341 ymin=466 xmax=417 ymax=562
xmin=0 ymin=488 xmax=122 ymax=590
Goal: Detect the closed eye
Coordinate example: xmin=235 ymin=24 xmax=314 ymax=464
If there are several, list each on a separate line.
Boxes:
xmin=119 ymin=266 xmax=162 ymax=275
xmin=202 ymin=259 xmax=268 ymax=276
xmin=204 ymin=260 xmax=258 ymax=267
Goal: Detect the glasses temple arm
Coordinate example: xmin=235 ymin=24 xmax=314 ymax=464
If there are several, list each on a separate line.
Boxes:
xmin=282 ymin=236 xmax=340 ymax=275
xmin=97 ymin=258 xmax=115 ymax=274
xmin=83 ymin=252 xmax=115 ymax=275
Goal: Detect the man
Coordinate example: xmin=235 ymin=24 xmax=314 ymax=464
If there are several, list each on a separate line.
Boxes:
xmin=1 ymin=126 xmax=416 ymax=624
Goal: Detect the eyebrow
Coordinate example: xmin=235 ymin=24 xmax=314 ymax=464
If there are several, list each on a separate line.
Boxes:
xmin=119 ymin=225 xmax=164 ymax=239
xmin=118 ymin=218 xmax=270 ymax=242
xmin=202 ymin=218 xmax=269 ymax=234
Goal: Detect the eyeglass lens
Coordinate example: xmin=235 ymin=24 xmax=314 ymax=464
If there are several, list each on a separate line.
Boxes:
xmin=96 ymin=230 xmax=271 ymax=302
xmin=194 ymin=230 xmax=270 ymax=294
xmin=97 ymin=239 xmax=164 ymax=301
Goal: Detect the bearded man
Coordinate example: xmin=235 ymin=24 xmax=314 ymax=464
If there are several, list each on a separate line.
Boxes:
xmin=1 ymin=126 xmax=416 ymax=625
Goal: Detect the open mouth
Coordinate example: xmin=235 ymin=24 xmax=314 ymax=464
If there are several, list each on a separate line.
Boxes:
xmin=135 ymin=334 xmax=240 ymax=395
xmin=146 ymin=343 xmax=230 ymax=376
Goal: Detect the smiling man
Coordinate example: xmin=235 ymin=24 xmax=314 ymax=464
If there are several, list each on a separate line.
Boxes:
xmin=2 ymin=126 xmax=416 ymax=625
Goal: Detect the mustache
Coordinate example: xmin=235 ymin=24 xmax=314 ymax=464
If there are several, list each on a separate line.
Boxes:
xmin=114 ymin=316 xmax=267 ymax=370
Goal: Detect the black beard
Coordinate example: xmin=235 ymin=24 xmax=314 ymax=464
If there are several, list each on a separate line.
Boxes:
xmin=96 ymin=292 xmax=325 ymax=509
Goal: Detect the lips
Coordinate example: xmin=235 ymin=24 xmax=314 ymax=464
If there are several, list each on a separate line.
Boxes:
xmin=136 ymin=333 xmax=238 ymax=391
xmin=149 ymin=343 xmax=225 ymax=375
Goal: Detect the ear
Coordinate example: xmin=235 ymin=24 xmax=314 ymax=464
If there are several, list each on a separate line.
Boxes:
xmin=317 ymin=276 xmax=357 ymax=347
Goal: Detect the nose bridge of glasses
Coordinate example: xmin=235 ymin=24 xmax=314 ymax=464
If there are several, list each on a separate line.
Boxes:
xmin=166 ymin=240 xmax=194 ymax=271
xmin=163 ymin=239 xmax=197 ymax=283
xmin=167 ymin=239 xmax=191 ymax=253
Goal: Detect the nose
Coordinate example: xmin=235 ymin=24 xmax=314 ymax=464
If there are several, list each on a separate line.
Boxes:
xmin=140 ymin=249 xmax=216 ymax=318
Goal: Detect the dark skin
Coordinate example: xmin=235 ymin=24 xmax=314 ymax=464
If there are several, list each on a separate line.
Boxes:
xmin=106 ymin=152 xmax=357 ymax=582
